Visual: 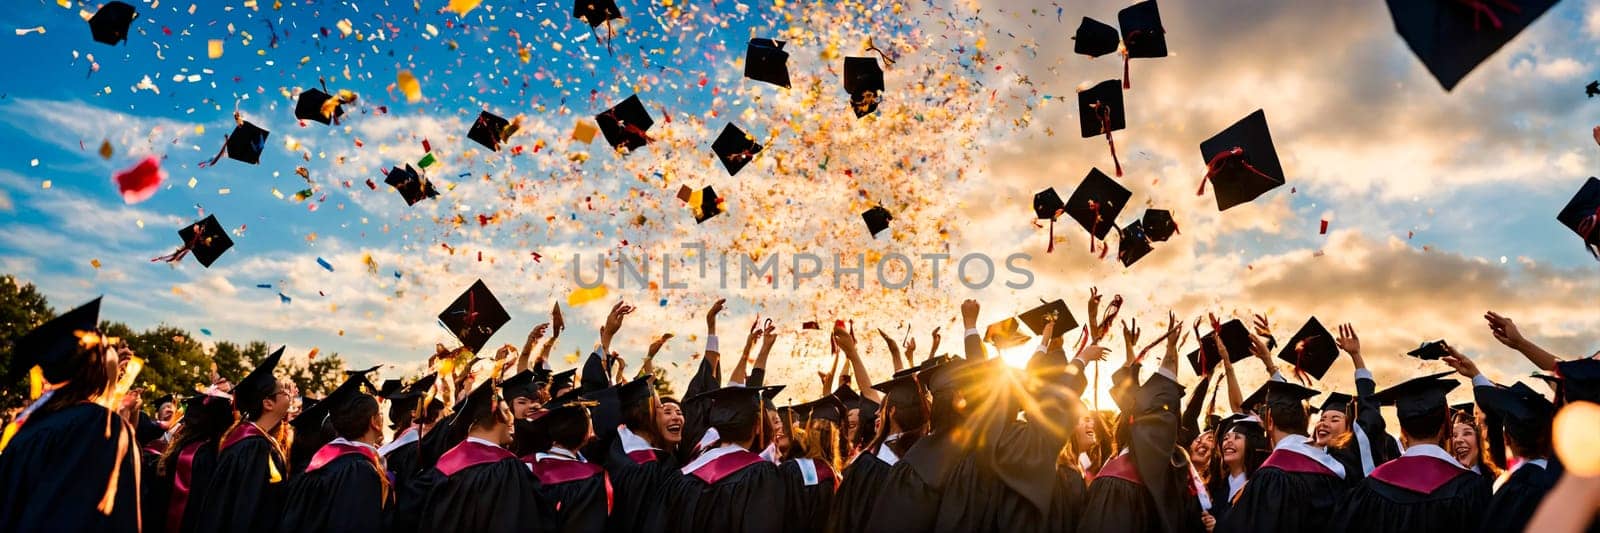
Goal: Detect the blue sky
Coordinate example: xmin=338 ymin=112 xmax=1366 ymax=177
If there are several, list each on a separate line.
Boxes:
xmin=1 ymin=0 xmax=1597 ymax=404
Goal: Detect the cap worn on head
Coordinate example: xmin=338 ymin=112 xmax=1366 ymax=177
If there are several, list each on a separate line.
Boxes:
xmin=1555 ymin=358 xmax=1600 ymax=405
xmin=745 ymin=38 xmax=791 ymax=88
xmin=1199 ymin=109 xmax=1285 ymax=212
xmin=10 ymin=297 xmax=104 ymax=384
xmin=617 ymin=375 xmax=656 ymax=408
xmin=500 ymin=371 xmax=540 ymax=402
xmin=1241 ymin=379 xmax=1320 ymax=416
xmin=234 ymin=347 xmax=286 ymax=414
xmin=1372 ymin=372 xmax=1460 ymax=423
xmin=437 ymin=280 xmax=511 ymax=354
xmin=596 ymin=95 xmax=655 ymax=153
xmin=1385 ymin=0 xmax=1560 ymax=92
xmin=1320 ymin=392 xmax=1355 ymax=414
xmin=1275 ymin=317 xmax=1341 ymax=380
xmin=712 ymin=123 xmax=763 ymax=176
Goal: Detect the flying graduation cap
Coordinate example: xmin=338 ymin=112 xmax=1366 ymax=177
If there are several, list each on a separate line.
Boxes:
xmin=1142 ymin=209 xmax=1178 ymax=242
xmin=153 ymin=214 xmax=233 ymax=268
xmin=1017 ymin=299 xmax=1080 ymax=339
xmin=1407 ymin=340 xmax=1450 ymax=360
xmin=1199 ymin=109 xmax=1285 ymax=211
xmin=1117 ymin=220 xmax=1154 ymax=267
xmin=222 ymin=121 xmax=270 ymax=165
xmin=843 ymin=56 xmax=886 ymax=118
xmin=1385 ymin=0 xmax=1560 ymax=92
xmin=1186 ymin=319 xmax=1252 ymax=376
xmin=467 ymin=110 xmax=518 ymax=152
xmin=984 ymin=317 xmax=1033 ymax=350
xmin=1078 ymin=80 xmax=1126 ymax=176
xmin=1065 ymin=167 xmax=1132 ymax=241
xmin=88 ymin=1 xmax=137 ymax=45
xmin=1117 ymin=0 xmax=1168 ymax=89
xmin=294 ymin=88 xmax=347 ymax=125
xmin=745 ymin=38 xmax=791 ymax=88
xmin=1073 ymin=17 xmax=1120 ymax=57
xmin=572 ymin=0 xmax=623 ymax=52
xmin=711 ymin=123 xmax=763 ymax=176
xmin=1556 ymin=177 xmax=1600 ymax=259
xmin=677 ymin=185 xmax=724 ymax=223
xmin=386 ymin=164 xmax=439 ymax=206
xmin=437 ymin=280 xmax=511 ymax=354
xmin=1275 ymin=317 xmax=1341 ymax=380
xmin=862 ymin=205 xmax=893 ymax=238
xmin=1033 ymin=188 xmax=1067 ymax=252
xmin=596 ymin=95 xmax=655 ymax=153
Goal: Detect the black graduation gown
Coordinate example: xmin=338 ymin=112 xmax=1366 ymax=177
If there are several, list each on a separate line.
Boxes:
xmin=666 ymin=449 xmax=790 ymax=533
xmin=1329 ymin=454 xmax=1489 ymax=532
xmin=1079 ymin=372 xmax=1200 ymax=533
xmin=193 ymin=425 xmax=290 ymax=533
xmin=824 ymin=448 xmax=893 ymax=533
xmin=144 ymin=439 xmax=221 ymax=533
xmin=1078 ymin=457 xmax=1155 ymax=533
xmin=418 ymin=441 xmax=553 ymax=533
xmin=1216 ymin=447 xmax=1347 ymax=533
xmin=991 ymin=359 xmax=1087 ymax=533
xmin=674 ymin=356 xmax=720 ymax=463
xmin=0 ymin=403 xmax=141 ymax=533
xmin=530 ymin=457 xmax=611 ymax=533
xmin=605 ymin=436 xmax=678 ymax=533
xmin=861 ymin=434 xmax=993 ymax=533
xmin=277 ymin=445 xmax=391 ymax=533
xmin=778 ymin=457 xmax=837 ymax=533
xmin=384 ymin=438 xmax=421 ymax=492
xmin=1481 ymin=461 xmax=1558 ymax=532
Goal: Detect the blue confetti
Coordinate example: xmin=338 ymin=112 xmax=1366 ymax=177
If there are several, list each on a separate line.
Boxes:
xmin=570 ymin=213 xmax=577 ymax=220
xmin=278 ymin=292 xmax=292 ymax=304
xmin=659 ymin=298 xmax=668 ymax=307
xmin=200 ymin=328 xmax=212 ymax=336
xmin=256 ymin=283 xmax=273 ymax=289
xmin=317 ymin=257 xmax=334 ymax=272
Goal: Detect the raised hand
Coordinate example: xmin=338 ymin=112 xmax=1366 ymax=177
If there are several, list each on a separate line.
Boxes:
xmin=929 ymin=327 xmax=942 ymax=358
xmin=905 ymin=336 xmax=918 ymax=362
xmin=528 ymin=322 xmax=549 ymax=344
xmin=961 ymin=299 xmax=980 ymax=329
xmin=647 ymin=333 xmax=674 ymax=358
xmin=1121 ymin=318 xmax=1141 ymax=361
xmin=706 ymin=298 xmax=727 ymax=335
xmin=600 ymin=300 xmax=635 ymax=350
xmin=1485 ymin=311 xmax=1526 ymax=350
xmin=1335 ymin=323 xmax=1361 ymax=356
xmin=1087 ymin=288 xmax=1103 ymax=338
xmin=551 ymin=303 xmax=565 ymax=338
xmin=832 ymin=323 xmax=858 ymax=355
xmin=1440 ymin=342 xmax=1481 ymax=379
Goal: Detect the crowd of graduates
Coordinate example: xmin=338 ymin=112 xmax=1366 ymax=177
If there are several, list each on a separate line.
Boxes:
xmin=1 ymin=291 xmax=1598 ymax=533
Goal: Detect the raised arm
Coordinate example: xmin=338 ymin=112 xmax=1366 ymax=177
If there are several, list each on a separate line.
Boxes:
xmin=1221 ymin=351 xmax=1243 ymax=413
xmin=1442 ymin=343 xmax=1507 ymax=469
xmin=728 ymin=320 xmax=760 ymax=386
xmin=636 ymin=334 xmax=672 ymax=379
xmin=927 ymin=327 xmax=943 ymax=366
xmin=878 ymin=328 xmax=904 ymax=373
xmin=1338 ymin=323 xmax=1390 ymax=474
xmin=835 ymin=324 xmax=881 ymax=403
xmin=685 ymin=299 xmax=726 ymax=399
xmin=1244 ymin=314 xmax=1283 ymax=382
xmin=517 ymin=322 xmax=549 ymax=373
xmin=1486 ymin=311 xmax=1561 ymax=372
xmin=747 ymin=324 xmax=778 ymax=388
xmin=961 ymin=299 xmax=983 ymax=361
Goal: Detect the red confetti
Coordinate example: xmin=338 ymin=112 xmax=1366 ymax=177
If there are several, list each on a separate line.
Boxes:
xmin=477 ymin=251 xmax=483 ymax=262
xmin=1319 ymin=219 xmax=1329 ymax=234
xmin=365 ymin=178 xmax=377 ymax=190
xmin=422 ymin=139 xmax=432 ymax=152
xmin=531 ymin=252 xmax=542 ymax=263
xmin=113 ymin=156 xmax=165 ymax=205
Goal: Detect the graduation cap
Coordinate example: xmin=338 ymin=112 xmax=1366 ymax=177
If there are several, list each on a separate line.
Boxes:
xmin=532 ymin=366 xmax=553 ymax=386
xmin=172 ymin=214 xmax=234 ymax=268
xmin=448 ymin=378 xmax=501 ymax=440
xmin=233 ymin=346 xmax=285 ymax=413
xmin=224 ymin=121 xmax=270 ymax=165
xmin=1450 ymin=401 xmax=1475 ymax=422
xmin=789 ymin=395 xmax=847 ymax=424
xmin=1555 ymin=358 xmax=1600 ymax=405
xmin=1017 ymin=299 xmax=1079 ymax=338
xmin=1373 ymin=371 xmax=1459 ymax=422
xmin=1142 ymin=209 xmax=1178 ymax=242
xmin=1275 ymin=317 xmax=1341 ymax=380
xmin=862 ymin=205 xmax=893 ymax=237
xmin=871 ymin=372 xmax=924 ymax=413
xmin=689 ymin=385 xmax=781 ymax=430
xmin=595 ymin=95 xmax=655 ymax=153
xmin=294 ymin=88 xmax=346 ymax=125
xmin=377 ymin=379 xmax=404 ymax=399
xmin=501 ymin=371 xmax=540 ymax=402
xmin=406 ymin=373 xmax=439 ymax=397
xmin=386 ymin=164 xmax=439 ymax=206
xmin=1033 ymin=188 xmax=1065 ymax=220
xmin=1407 ymin=340 xmax=1450 ymax=360
xmin=617 ymin=375 xmax=656 ymax=408
xmin=745 ymin=38 xmax=791 ymax=88
xmin=1073 ymin=17 xmax=1120 ymax=58
xmin=573 ymin=0 xmax=622 ymax=27
xmin=843 ymin=56 xmax=886 ymax=118
xmin=1218 ymin=413 xmax=1265 ymax=436
xmin=1476 ymin=381 xmax=1555 ymax=444
xmin=711 ymin=123 xmax=763 ymax=176
xmin=676 ymin=185 xmax=725 ymax=224
xmin=984 ymin=317 xmax=1033 ymax=350
xmin=8 ymin=297 xmax=104 ymax=384
xmin=1241 ymin=379 xmax=1320 ymax=415
xmin=436 ymin=280 xmax=511 ymax=354
xmin=1556 ymin=177 xmax=1600 ymax=258
xmin=290 ymin=373 xmax=369 ymax=432
xmin=1065 ymin=167 xmax=1132 ymax=240
xmin=467 ymin=111 xmax=516 ymax=152
xmin=153 ymin=393 xmax=176 ymax=409
xmin=1077 ymin=80 xmax=1126 ymax=176
xmin=831 ymin=383 xmax=863 ymax=410
xmin=1385 ymin=0 xmax=1559 ymax=92
xmin=88 ymin=1 xmax=137 ymax=45
xmin=1117 ymin=220 xmax=1154 ymax=267
xmin=760 ymin=385 xmax=787 ymax=411
xmin=1186 ymin=319 xmax=1253 ymax=376
xmin=1199 ymin=109 xmax=1286 ymax=212
xmin=1320 ymin=392 xmax=1355 ymax=414
xmin=1588 ymin=81 xmax=1600 ymax=98
xmin=1117 ymin=0 xmax=1168 ymax=89
xmin=549 ymin=369 xmax=578 ymax=394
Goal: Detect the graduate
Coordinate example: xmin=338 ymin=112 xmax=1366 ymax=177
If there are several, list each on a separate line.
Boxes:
xmin=0 ymin=298 xmax=142 ymax=533
xmin=1446 ymin=349 xmax=1559 ymax=531
xmin=776 ymin=395 xmax=846 ymax=533
xmin=676 ymin=299 xmax=728 ymax=462
xmin=276 ymin=379 xmax=392 ymax=533
xmin=605 ymin=375 xmax=678 ymax=533
xmin=194 ymin=346 xmax=292 ymax=533
xmin=824 ymin=369 xmax=925 ymax=533
xmin=1329 ymin=372 xmax=1490 ymax=532
xmin=1201 ymin=414 xmax=1269 ymax=523
xmin=525 ymin=391 xmax=611 ymax=533
xmin=1316 ymin=324 xmax=1395 ymax=482
xmin=994 ymin=320 xmax=1094 ymax=533
xmin=1217 ymin=379 xmax=1348 ymax=533
xmin=147 ymin=388 xmax=234 ymax=533
xmin=378 ymin=373 xmax=436 ymax=491
xmin=502 ymin=370 xmax=542 ymax=420
xmin=668 ymin=384 xmax=791 ymax=533
xmin=416 ymin=378 xmax=553 ymax=532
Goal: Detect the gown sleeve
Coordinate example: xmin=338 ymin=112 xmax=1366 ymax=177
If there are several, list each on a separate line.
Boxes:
xmin=193 ymin=436 xmax=288 ymax=533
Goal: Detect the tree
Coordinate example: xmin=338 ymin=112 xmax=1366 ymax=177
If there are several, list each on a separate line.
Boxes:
xmin=283 ymin=353 xmax=348 ymax=397
xmin=0 ymin=275 xmax=54 ymax=408
xmin=121 ymin=324 xmax=212 ymax=398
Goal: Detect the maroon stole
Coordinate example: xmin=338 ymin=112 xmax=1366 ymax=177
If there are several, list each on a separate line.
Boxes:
xmin=1369 ymin=456 xmax=1467 ymax=495
xmin=811 ymin=458 xmax=838 ymax=489
xmin=437 ymin=440 xmax=515 ymax=477
xmin=1260 ymin=449 xmax=1338 ymax=477
xmin=1094 ymin=454 xmax=1143 ymax=486
xmin=220 ymin=423 xmax=267 ymax=452
xmin=165 ymin=441 xmax=203 ymax=533
xmin=532 ymin=459 xmax=613 ymax=514
xmin=689 ymin=450 xmax=765 ymax=484
xmin=627 ymin=449 xmax=658 ymax=465
xmin=306 ymin=442 xmax=379 ymax=473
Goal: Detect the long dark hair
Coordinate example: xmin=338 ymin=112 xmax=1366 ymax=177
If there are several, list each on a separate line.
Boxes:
xmin=36 ymin=345 xmax=116 ymax=418
xmin=621 ymin=393 xmax=666 ymax=448
xmin=1205 ymin=423 xmax=1270 ymax=503
xmin=866 ymin=394 xmax=929 ymax=459
xmin=158 ymin=395 xmax=235 ymax=476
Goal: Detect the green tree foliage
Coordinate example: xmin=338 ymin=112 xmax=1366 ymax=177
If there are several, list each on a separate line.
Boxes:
xmin=0 ymin=275 xmax=55 ymax=408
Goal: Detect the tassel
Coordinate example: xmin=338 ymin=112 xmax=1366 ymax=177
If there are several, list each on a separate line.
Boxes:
xmin=1093 ymin=103 xmax=1123 ymax=177
xmin=1456 ymin=0 xmax=1521 ymax=31
xmin=1199 ymin=147 xmax=1275 ymax=196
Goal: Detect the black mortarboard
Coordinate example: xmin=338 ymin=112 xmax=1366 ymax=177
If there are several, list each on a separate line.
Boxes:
xmin=689 ymin=385 xmax=778 ymax=430
xmin=290 ymin=373 xmax=367 ymax=432
xmin=790 ymin=395 xmax=847 ymax=424
xmin=1555 ymin=358 xmax=1600 ymax=405
xmin=233 ymin=346 xmax=285 ymax=413
xmin=344 ymin=365 xmax=381 ymax=392
xmin=153 ymin=394 xmax=176 ymax=408
xmin=436 ymin=280 xmax=511 ymax=354
xmin=549 ymin=369 xmax=577 ymax=393
xmin=1199 ymin=109 xmax=1285 ymax=212
xmin=1117 ymin=1 xmax=1168 ymax=59
xmin=745 ymin=38 xmax=791 ymax=88
xmin=618 ymin=375 xmax=656 ymax=408
xmin=1373 ymin=372 xmax=1459 ymax=422
xmin=177 ymin=215 xmax=233 ymax=268
xmin=1275 ymin=317 xmax=1341 ymax=380
xmin=1017 ymin=299 xmax=1080 ymax=338
xmin=1450 ymin=401 xmax=1475 ymax=422
xmin=677 ymin=185 xmax=724 ymax=223
xmin=843 ymin=56 xmax=885 ymax=118
xmin=831 ymin=383 xmax=862 ymax=409
xmin=1320 ymin=392 xmax=1355 ymax=414
xmin=183 ymin=391 xmax=235 ymax=428
xmin=386 ymin=164 xmax=439 ymax=206
xmin=532 ymin=366 xmax=553 ymax=386
xmin=1077 ymin=80 xmax=1125 ymax=139
xmin=1556 ymin=177 xmax=1600 ymax=257
xmin=377 ymin=379 xmax=404 ymax=399
xmin=1142 ymin=209 xmax=1178 ymax=242
xmin=1218 ymin=413 xmax=1265 ymax=436
xmin=1187 ymin=319 xmax=1253 ymax=376
xmin=1117 ymin=220 xmax=1153 ymax=267
xmin=1241 ymin=379 xmax=1320 ymax=415
xmin=467 ymin=111 xmax=514 ymax=152
xmin=1588 ymin=81 xmax=1600 ymax=98
xmin=501 ymin=371 xmax=539 ymax=402
xmin=448 ymin=379 xmax=500 ymax=439
xmin=9 ymin=297 xmax=103 ymax=384
xmin=863 ymin=205 xmax=893 ymax=237
xmin=870 ymin=372 xmax=924 ymax=413
xmin=1073 ymin=17 xmax=1120 ymax=58
xmin=1033 ymin=188 xmax=1065 ymax=220
xmin=984 ymin=317 xmax=1032 ymax=350
xmin=760 ymin=385 xmax=787 ymax=411
xmin=596 ymin=95 xmax=655 ymax=153
xmin=88 ymin=1 xmax=137 ymax=45
xmin=1475 ymin=381 xmax=1555 ymax=443
xmin=225 ymin=121 xmax=269 ymax=165
xmin=573 ymin=0 xmax=622 ymax=27
xmin=1385 ymin=0 xmax=1559 ymax=91
xmin=294 ymin=88 xmax=345 ymax=125
xmin=406 ymin=373 xmax=438 ymax=396
xmin=1406 ymin=340 xmax=1449 ymax=360
xmin=712 ymin=123 xmax=763 ymax=176
xmin=1065 ymin=167 xmax=1132 ymax=240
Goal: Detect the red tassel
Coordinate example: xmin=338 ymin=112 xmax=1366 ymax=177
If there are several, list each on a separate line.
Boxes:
xmin=1046 ymin=216 xmax=1057 ymax=253
xmin=1122 ymin=51 xmax=1131 ymax=90
xmin=1093 ymin=104 xmax=1123 ymax=177
xmin=1456 ymin=0 xmax=1520 ymax=31
xmin=1199 ymin=146 xmax=1275 ymax=196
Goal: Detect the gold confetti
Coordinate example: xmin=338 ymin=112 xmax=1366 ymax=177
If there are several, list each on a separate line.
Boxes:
xmin=187 ymin=177 xmax=197 ymax=188
xmin=397 ymin=70 xmax=422 ymax=103
xmin=90 ymin=259 xmax=101 ymax=269
xmin=207 ymin=39 xmax=224 ymax=59
xmin=445 ymin=0 xmax=482 ymax=16
xmin=98 ymin=140 xmax=113 ymax=160
xmin=40 ymin=180 xmax=50 ymax=189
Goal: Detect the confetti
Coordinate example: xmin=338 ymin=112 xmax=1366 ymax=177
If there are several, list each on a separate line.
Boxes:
xmin=316 ymin=257 xmax=334 ymax=272
xmin=567 ymin=285 xmax=609 ymax=307
xmin=397 ymin=70 xmax=422 ymax=103
xmin=207 ymin=39 xmax=224 ymax=59
xmin=14 ymin=26 xmax=45 ymax=36
xmin=445 ymin=0 xmax=483 ymax=16
xmin=90 ymin=259 xmax=101 ymax=269
xmin=112 ymin=156 xmax=166 ymax=205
